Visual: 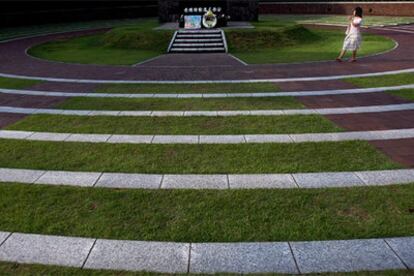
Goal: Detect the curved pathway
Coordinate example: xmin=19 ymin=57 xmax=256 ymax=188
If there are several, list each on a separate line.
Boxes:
xmin=2 ymin=102 xmax=414 ymax=117
xmin=1 ymin=84 xmax=413 ymax=98
xmin=0 ymin=231 xmax=412 ymax=273
xmin=1 ymin=167 xmax=414 ymax=189
xmin=0 ymin=26 xmax=413 ymax=82
xmin=2 ymin=128 xmax=414 ymax=144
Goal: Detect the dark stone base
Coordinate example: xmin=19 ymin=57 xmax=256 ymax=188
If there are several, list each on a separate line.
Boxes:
xmin=159 ymin=0 xmax=258 ymax=22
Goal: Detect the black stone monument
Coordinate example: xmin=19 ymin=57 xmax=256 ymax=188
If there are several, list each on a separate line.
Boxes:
xmin=159 ymin=0 xmax=259 ymax=23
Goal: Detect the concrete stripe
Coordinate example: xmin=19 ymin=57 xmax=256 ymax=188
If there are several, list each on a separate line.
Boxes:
xmin=1 ymin=68 xmax=414 ymax=84
xmin=1 ymin=168 xmax=413 ymax=189
xmin=3 ymin=103 xmax=414 ymax=117
xmin=0 ymin=233 xmax=95 ymax=268
xmin=0 ymin=231 xmax=411 ymax=274
xmin=0 ymin=84 xmax=413 ymax=98
xmin=2 ymin=128 xmax=414 ymax=144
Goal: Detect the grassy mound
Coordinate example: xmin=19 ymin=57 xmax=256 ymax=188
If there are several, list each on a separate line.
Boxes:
xmin=102 ymin=26 xmax=172 ymax=50
xmin=28 ymin=17 xmax=395 ymax=65
xmin=226 ymin=25 xmax=319 ymax=52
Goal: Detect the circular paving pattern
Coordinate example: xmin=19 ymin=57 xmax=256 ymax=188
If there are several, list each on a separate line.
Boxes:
xmin=0 ymin=23 xmax=413 ymax=274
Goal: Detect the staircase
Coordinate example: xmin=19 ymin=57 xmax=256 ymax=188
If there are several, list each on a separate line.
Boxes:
xmin=168 ymin=29 xmax=227 ymax=53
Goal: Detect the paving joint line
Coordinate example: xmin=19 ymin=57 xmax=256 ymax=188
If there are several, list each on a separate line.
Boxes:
xmin=187 ymin=243 xmax=192 ymax=274
xmin=32 ymin=170 xmax=48 ymax=184
xmin=92 ymin=173 xmax=104 ymax=187
xmin=353 ymin=172 xmax=369 ymax=186
xmin=383 ymin=239 xmax=410 ymax=270
xmin=81 ymin=238 xmax=98 ymax=269
xmin=287 ymin=242 xmax=301 ymax=274
xmin=0 ymin=232 xmax=13 ymax=249
xmin=159 ymin=175 xmax=165 ymax=189
xmin=291 ymin=174 xmax=300 ymax=188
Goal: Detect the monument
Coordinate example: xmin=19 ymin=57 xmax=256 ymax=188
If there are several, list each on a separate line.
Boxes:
xmin=159 ymin=0 xmax=259 ymax=25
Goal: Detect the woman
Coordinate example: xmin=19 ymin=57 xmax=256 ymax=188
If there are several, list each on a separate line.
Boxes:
xmin=336 ymin=7 xmax=363 ymax=62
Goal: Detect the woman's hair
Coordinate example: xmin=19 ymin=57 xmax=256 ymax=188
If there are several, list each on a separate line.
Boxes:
xmin=354 ymin=7 xmax=363 ymax=18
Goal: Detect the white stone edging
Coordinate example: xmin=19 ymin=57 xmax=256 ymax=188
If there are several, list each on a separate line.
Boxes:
xmin=1 ymin=168 xmax=414 ymax=189
xmin=2 ymin=102 xmax=414 ymax=117
xmin=0 ymin=231 xmax=412 ymax=273
xmin=0 ymin=84 xmax=413 ymax=99
xmin=1 ymin=128 xmax=414 ymax=144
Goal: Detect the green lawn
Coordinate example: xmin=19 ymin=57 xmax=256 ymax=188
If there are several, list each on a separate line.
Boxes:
xmin=0 ymin=77 xmax=41 ymax=90
xmin=0 ymin=262 xmax=410 ymax=276
xmin=230 ymin=29 xmax=395 ymax=64
xmin=347 ymin=73 xmax=414 ymax=88
xmin=389 ymin=89 xmax=414 ymax=101
xmin=0 ymin=139 xmax=400 ymax=174
xmin=27 ymin=17 xmax=395 ymax=65
xmin=0 ymin=183 xmax=413 ymax=242
xmin=56 ymin=96 xmax=303 ymax=110
xmin=0 ymin=18 xmax=154 ymax=42
xmin=27 ymin=34 xmax=166 ymax=66
xmin=6 ymin=114 xmax=342 ymax=135
xmin=27 ymin=19 xmax=172 ymax=65
xmin=95 ymin=82 xmax=279 ymax=94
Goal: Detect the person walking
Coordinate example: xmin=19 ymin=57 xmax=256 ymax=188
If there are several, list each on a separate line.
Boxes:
xmin=336 ymin=7 xmax=364 ymax=62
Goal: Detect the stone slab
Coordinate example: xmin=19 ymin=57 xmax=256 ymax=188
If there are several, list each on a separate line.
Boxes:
xmin=0 ymin=233 xmax=94 ymax=267
xmin=151 ymin=111 xmax=184 ymax=117
xmin=84 ymin=239 xmax=189 ymax=273
xmin=386 ymin=237 xmax=414 ymax=269
xmin=291 ymin=239 xmax=405 ymax=273
xmin=35 ymin=171 xmax=101 ymax=187
xmin=152 ymin=135 xmax=198 ymax=144
xmin=107 ymin=135 xmax=154 ymax=144
xmin=356 ymin=169 xmax=414 ymax=186
xmin=293 ymin=172 xmax=365 ymax=188
xmin=162 ymin=175 xmax=228 ymax=189
xmin=27 ymin=132 xmax=71 ymax=141
xmin=118 ymin=111 xmax=152 ymax=116
xmin=0 ymin=168 xmax=45 ymax=183
xmin=0 ymin=130 xmax=34 ymax=139
xmin=190 ymin=242 xmax=298 ymax=274
xmin=199 ymin=135 xmax=245 ymax=144
xmin=229 ymin=174 xmax=296 ymax=189
xmin=65 ymin=134 xmax=111 ymax=143
xmin=244 ymin=135 xmax=292 ymax=143
xmin=96 ymin=173 xmax=162 ymax=189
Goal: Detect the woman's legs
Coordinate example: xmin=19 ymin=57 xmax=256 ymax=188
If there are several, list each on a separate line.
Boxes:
xmin=336 ymin=49 xmax=346 ymax=61
xmin=350 ymin=50 xmax=358 ymax=61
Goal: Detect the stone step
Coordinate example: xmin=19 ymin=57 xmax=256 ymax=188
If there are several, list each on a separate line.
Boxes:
xmin=176 ymin=34 xmax=222 ymax=38
xmin=175 ymin=38 xmax=223 ymax=43
xmin=173 ymin=43 xmax=224 ymax=47
xmin=170 ymin=47 xmax=226 ymax=53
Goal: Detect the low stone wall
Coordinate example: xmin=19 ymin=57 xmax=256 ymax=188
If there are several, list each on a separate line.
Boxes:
xmin=259 ymin=2 xmax=414 ymax=16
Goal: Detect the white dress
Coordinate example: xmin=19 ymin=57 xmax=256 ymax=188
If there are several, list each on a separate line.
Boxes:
xmin=343 ymin=17 xmax=363 ymax=51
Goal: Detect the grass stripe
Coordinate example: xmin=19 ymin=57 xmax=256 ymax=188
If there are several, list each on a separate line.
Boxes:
xmin=388 ymin=89 xmax=414 ymax=102
xmin=0 ymin=183 xmax=413 ymax=242
xmin=56 ymin=96 xmax=303 ymax=111
xmin=0 ymin=139 xmax=400 ymax=174
xmin=0 ymin=77 xmax=41 ymax=90
xmin=95 ymin=82 xmax=280 ymax=94
xmin=347 ymin=74 xmax=414 ymax=88
xmin=6 ymin=114 xmax=342 ymax=135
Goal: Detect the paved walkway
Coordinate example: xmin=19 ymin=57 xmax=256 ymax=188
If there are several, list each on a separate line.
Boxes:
xmin=2 ymin=168 xmax=414 ymax=189
xmin=3 ymin=103 xmax=414 ymax=117
xmin=3 ymin=128 xmax=414 ymax=144
xmin=0 ymin=26 xmax=413 ymax=82
xmin=1 ymin=84 xmax=413 ymax=98
xmin=0 ymin=231 xmax=412 ymax=273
